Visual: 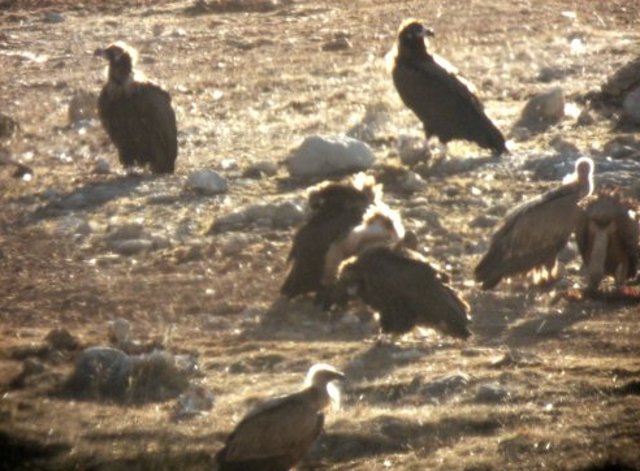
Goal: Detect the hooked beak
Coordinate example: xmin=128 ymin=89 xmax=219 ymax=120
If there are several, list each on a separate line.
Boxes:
xmin=421 ymin=26 xmax=435 ymax=38
xmin=94 ymin=47 xmax=107 ymax=58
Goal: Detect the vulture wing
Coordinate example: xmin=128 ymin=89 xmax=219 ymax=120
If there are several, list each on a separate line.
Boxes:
xmin=475 ymin=184 xmax=581 ymax=289
xmin=128 ymin=82 xmax=178 ymax=174
xmin=350 ymin=246 xmax=471 ymax=338
xmin=393 ymin=58 xmax=505 ymax=153
xmin=98 ymin=87 xmax=138 ymax=168
xmin=219 ymin=392 xmax=323 ymax=471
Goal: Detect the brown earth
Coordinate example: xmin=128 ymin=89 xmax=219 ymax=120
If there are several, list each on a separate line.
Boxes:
xmin=1 ymin=0 xmax=640 ymax=470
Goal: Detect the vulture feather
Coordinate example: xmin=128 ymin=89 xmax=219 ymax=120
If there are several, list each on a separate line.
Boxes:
xmin=96 ymin=42 xmax=177 ymax=174
xmin=334 ymin=241 xmax=471 ymax=339
xmin=575 ymin=189 xmax=639 ymax=290
xmin=392 ymin=20 xmax=506 ymax=155
xmin=475 ymin=157 xmax=594 ymax=289
xmin=281 ymin=174 xmax=382 ymax=299
xmin=214 ymin=364 xmax=344 ymax=471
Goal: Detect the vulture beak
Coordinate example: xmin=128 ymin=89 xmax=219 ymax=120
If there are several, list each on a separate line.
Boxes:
xmin=421 ymin=26 xmax=435 ymax=38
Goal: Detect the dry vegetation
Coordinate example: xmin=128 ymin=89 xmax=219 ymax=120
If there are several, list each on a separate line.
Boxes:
xmin=1 ymin=0 xmax=640 ymax=470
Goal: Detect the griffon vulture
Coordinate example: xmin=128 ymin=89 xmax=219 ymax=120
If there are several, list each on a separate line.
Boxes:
xmin=214 ymin=364 xmax=344 ymax=471
xmin=475 ymin=157 xmax=594 ymax=289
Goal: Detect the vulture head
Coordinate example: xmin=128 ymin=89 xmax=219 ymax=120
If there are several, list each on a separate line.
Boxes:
xmin=308 ymin=173 xmax=380 ymax=215
xmin=95 ymin=42 xmax=136 ymax=85
xmin=305 ymin=363 xmax=345 ymax=410
xmin=397 ymin=20 xmax=435 ymax=57
xmin=566 ymin=156 xmax=594 ymax=198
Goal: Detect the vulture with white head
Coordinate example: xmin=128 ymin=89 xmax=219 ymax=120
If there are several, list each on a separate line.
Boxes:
xmin=95 ymin=42 xmax=177 ymax=174
xmin=475 ymin=157 xmax=594 ymax=289
xmin=575 ymin=189 xmax=639 ymax=290
xmin=214 ymin=364 xmax=344 ymax=471
xmin=392 ymin=20 xmax=506 ymax=155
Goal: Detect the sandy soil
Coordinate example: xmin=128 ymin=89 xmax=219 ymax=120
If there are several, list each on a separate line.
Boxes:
xmin=1 ymin=0 xmax=640 ymax=470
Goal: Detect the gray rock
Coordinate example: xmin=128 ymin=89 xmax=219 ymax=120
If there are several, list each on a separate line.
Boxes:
xmin=322 ymin=36 xmax=352 ymax=52
xmin=173 ymin=385 xmax=215 ymax=420
xmin=219 ymin=234 xmax=251 ymax=256
xmin=623 ymin=86 xmax=640 ymax=125
xmin=107 ymin=223 xmax=146 ymax=241
xmin=43 ymin=12 xmax=64 ymax=23
xmin=602 ymin=135 xmax=640 ymax=160
xmin=111 ymin=239 xmax=154 ymax=255
xmin=287 ymin=135 xmax=375 ymax=178
xmin=397 ymin=135 xmax=430 ymax=167
xmin=516 ymin=87 xmax=565 ymax=130
xmin=271 ymin=201 xmax=305 ymax=228
xmin=422 ymin=373 xmax=472 ymax=399
xmin=475 ymin=382 xmax=510 ymax=403
xmin=108 ymin=318 xmax=132 ymax=344
xmin=549 ymin=136 xmax=580 ymax=155
xmin=401 ymin=171 xmax=426 ymax=192
xmin=403 ymin=206 xmax=441 ymax=228
xmin=186 ymin=169 xmax=228 ymax=195
xmin=94 ymin=158 xmax=111 ymax=174
xmin=577 ymin=108 xmax=595 ymax=126
xmin=469 ymin=214 xmax=499 ymax=229
xmin=243 ymin=160 xmax=278 ymax=179
xmin=56 ymin=215 xmax=92 ymax=237
xmin=211 ymin=199 xmax=305 ymax=233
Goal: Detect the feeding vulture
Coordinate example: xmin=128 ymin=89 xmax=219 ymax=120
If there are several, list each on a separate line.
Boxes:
xmin=575 ymin=189 xmax=639 ymax=290
xmin=475 ymin=157 xmax=594 ymax=289
xmin=392 ymin=20 xmax=506 ymax=155
xmin=281 ymin=174 xmax=382 ymax=300
xmin=333 ymin=238 xmax=471 ymax=339
xmin=95 ymin=42 xmax=177 ymax=174
xmin=214 ymin=364 xmax=345 ymax=471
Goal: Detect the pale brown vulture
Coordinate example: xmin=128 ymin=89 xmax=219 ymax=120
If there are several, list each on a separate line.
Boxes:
xmin=281 ymin=174 xmax=382 ymax=299
xmin=392 ymin=20 xmax=506 ymax=155
xmin=475 ymin=157 xmax=594 ymax=289
xmin=95 ymin=42 xmax=177 ymax=174
xmin=334 ymin=238 xmax=471 ymax=339
xmin=214 ymin=364 xmax=344 ymax=471
xmin=575 ymin=189 xmax=639 ymax=290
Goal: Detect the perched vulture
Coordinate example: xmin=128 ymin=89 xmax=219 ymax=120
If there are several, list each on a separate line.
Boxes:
xmin=95 ymin=42 xmax=177 ymax=174
xmin=281 ymin=174 xmax=381 ymax=299
xmin=475 ymin=157 xmax=594 ymax=289
xmin=575 ymin=190 xmax=639 ymax=290
xmin=214 ymin=364 xmax=345 ymax=471
xmin=334 ymin=239 xmax=471 ymax=339
xmin=392 ymin=20 xmax=506 ymax=155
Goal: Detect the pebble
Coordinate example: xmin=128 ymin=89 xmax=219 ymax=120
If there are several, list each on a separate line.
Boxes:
xmin=243 ymin=160 xmax=278 ymax=179
xmin=397 ymin=135 xmax=430 ymax=167
xmin=422 ymin=373 xmax=471 ymax=399
xmin=287 ymin=135 xmax=375 ymax=178
xmin=186 ymin=169 xmax=228 ymax=195
xmin=401 ymin=171 xmax=426 ymax=192
xmin=111 ymin=239 xmax=154 ymax=255
xmin=43 ymin=12 xmax=64 ymax=23
xmin=516 ymin=87 xmax=565 ymax=129
xmin=475 ymin=381 xmax=510 ymax=403
xmin=94 ymin=158 xmax=111 ymax=174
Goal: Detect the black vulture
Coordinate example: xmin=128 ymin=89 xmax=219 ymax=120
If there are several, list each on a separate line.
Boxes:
xmin=280 ymin=174 xmax=381 ymax=299
xmin=334 ymin=238 xmax=471 ymax=339
xmin=475 ymin=157 xmax=594 ymax=289
xmin=392 ymin=20 xmax=506 ymax=155
xmin=95 ymin=42 xmax=177 ymax=174
xmin=575 ymin=189 xmax=639 ymax=290
xmin=214 ymin=364 xmax=344 ymax=471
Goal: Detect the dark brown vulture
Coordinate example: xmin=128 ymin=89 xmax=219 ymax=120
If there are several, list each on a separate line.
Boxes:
xmin=214 ymin=364 xmax=344 ymax=471
xmin=475 ymin=157 xmax=594 ymax=289
xmin=575 ymin=189 xmax=639 ymax=290
xmin=334 ymin=239 xmax=471 ymax=339
xmin=95 ymin=42 xmax=177 ymax=174
xmin=392 ymin=20 xmax=506 ymax=155
xmin=281 ymin=174 xmax=381 ymax=299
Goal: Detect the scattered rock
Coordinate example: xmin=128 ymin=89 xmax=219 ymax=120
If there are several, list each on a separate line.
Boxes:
xmin=397 ymin=135 xmax=430 ymax=167
xmin=515 ymin=87 xmax=565 ymax=131
xmin=622 ymin=86 xmax=640 ymax=125
xmin=173 ymin=385 xmax=215 ymax=420
xmin=322 ymin=36 xmax=352 ymax=52
xmin=602 ymin=135 xmax=640 ymax=160
xmin=94 ymin=158 xmax=111 ymax=174
xmin=475 ymin=382 xmax=510 ymax=403
xmin=43 ymin=12 xmax=64 ymax=24
xmin=600 ymin=55 xmax=640 ymax=103
xmin=403 ymin=206 xmax=441 ymax=228
xmin=401 ymin=171 xmax=426 ymax=192
xmin=271 ymin=200 xmax=305 ymax=228
xmin=243 ymin=160 xmax=278 ymax=179
xmin=286 ymin=135 xmax=375 ymax=179
xmin=67 ymin=90 xmax=97 ymax=124
xmin=46 ymin=328 xmax=80 ymax=351
xmin=490 ymin=350 xmax=543 ymax=368
xmin=549 ymin=136 xmax=580 ymax=155
xmin=108 ymin=318 xmax=131 ymax=344
xmin=186 ymin=169 xmax=228 ymax=195
xmin=422 ymin=373 xmax=472 ymax=399
xmin=111 ymin=239 xmax=154 ymax=256
xmin=210 ymin=200 xmax=305 ymax=233
xmin=469 ymin=214 xmax=499 ymax=229
xmin=55 ymin=215 xmax=92 ymax=237
xmin=347 ymin=102 xmax=392 ymax=144
xmin=219 ymin=233 xmax=251 ymax=256
xmin=576 ymin=108 xmax=595 ymax=126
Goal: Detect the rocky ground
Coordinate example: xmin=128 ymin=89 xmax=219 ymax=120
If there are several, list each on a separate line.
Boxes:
xmin=1 ymin=0 xmax=640 ymax=470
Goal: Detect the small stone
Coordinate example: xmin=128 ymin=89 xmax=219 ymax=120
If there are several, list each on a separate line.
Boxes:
xmin=475 ymin=382 xmax=510 ymax=403
xmin=622 ymin=86 xmax=640 ymax=125
xmin=107 ymin=223 xmax=145 ymax=241
xmin=549 ymin=136 xmax=580 ymax=155
xmin=56 ymin=215 xmax=92 ymax=236
xmin=287 ymin=135 xmax=375 ymax=178
xmin=469 ymin=214 xmax=499 ymax=229
xmin=111 ymin=239 xmax=154 ymax=255
xmin=271 ymin=201 xmax=305 ymax=228
xmin=322 ymin=36 xmax=352 ymax=52
xmin=94 ymin=158 xmax=111 ymax=174
xmin=43 ymin=12 xmax=64 ymax=23
xmin=516 ymin=87 xmax=565 ymax=130
xmin=422 ymin=373 xmax=471 ymax=399
xmin=577 ymin=108 xmax=595 ymax=126
xmin=187 ymin=169 xmax=228 ymax=195
xmin=173 ymin=385 xmax=215 ymax=420
xmin=401 ymin=171 xmax=426 ymax=192
xmin=398 ymin=135 xmax=430 ymax=167
xmin=109 ymin=318 xmax=131 ymax=344
xmin=243 ymin=160 xmax=278 ymax=179
xmin=403 ymin=206 xmax=441 ymax=228
xmin=219 ymin=234 xmax=250 ymax=256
